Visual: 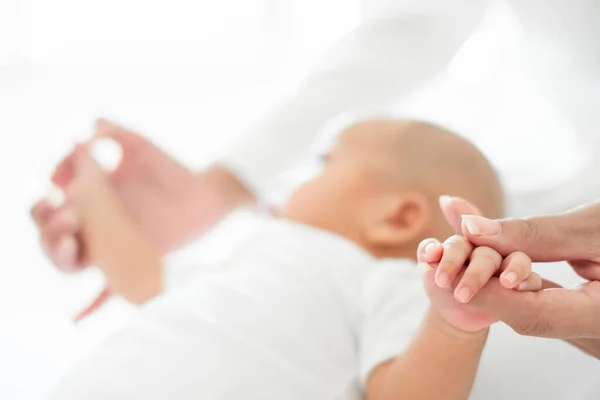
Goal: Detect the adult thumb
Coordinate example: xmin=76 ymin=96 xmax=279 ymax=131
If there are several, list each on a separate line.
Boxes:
xmin=439 ymin=195 xmax=483 ymax=234
xmin=459 ymin=211 xmax=593 ymax=263
xmin=468 ymin=277 xmax=594 ymax=338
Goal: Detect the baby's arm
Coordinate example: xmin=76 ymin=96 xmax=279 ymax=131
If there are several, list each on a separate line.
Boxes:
xmin=367 ymin=308 xmax=488 ymax=400
xmin=72 ymin=146 xmax=161 ymax=304
xmin=366 ymin=238 xmax=541 ymax=400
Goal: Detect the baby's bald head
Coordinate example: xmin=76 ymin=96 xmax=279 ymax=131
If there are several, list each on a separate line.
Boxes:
xmin=283 ymin=118 xmax=504 ymax=258
xmin=344 ymin=119 xmax=504 ymax=233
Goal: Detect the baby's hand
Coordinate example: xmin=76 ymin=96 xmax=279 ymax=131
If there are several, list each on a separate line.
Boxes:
xmin=417 ymin=236 xmax=542 ymax=333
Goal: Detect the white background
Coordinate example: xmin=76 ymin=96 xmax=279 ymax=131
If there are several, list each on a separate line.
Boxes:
xmin=0 ymin=1 xmax=591 ymax=398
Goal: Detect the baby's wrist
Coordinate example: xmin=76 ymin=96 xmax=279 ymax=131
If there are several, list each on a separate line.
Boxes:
xmin=428 ymin=309 xmax=489 ymax=341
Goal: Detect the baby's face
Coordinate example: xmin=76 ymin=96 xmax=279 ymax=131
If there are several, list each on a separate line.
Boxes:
xmin=281 ymin=128 xmax=387 ymax=242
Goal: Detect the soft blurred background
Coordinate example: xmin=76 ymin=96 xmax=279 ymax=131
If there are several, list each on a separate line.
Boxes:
xmin=0 ymin=0 xmax=592 ymax=398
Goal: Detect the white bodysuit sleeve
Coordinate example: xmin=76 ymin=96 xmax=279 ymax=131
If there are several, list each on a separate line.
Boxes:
xmin=221 ymin=0 xmax=490 ymax=196
xmin=359 ymin=260 xmax=429 ymax=388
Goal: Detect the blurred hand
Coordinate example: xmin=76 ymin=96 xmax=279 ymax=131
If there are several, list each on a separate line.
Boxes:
xmin=436 ymin=196 xmax=600 ymax=340
xmin=31 ymin=119 xmax=252 ymax=272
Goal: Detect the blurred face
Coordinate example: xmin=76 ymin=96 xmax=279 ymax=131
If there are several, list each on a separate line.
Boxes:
xmin=281 ymin=129 xmax=386 ymax=243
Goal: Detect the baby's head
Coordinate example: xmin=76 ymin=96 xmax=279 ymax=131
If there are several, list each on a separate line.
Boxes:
xmin=281 ymin=119 xmax=503 ymax=259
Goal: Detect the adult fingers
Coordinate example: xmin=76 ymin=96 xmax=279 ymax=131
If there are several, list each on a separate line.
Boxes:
xmin=470 ymin=279 xmax=600 ymax=339
xmin=40 ymin=207 xmax=78 ymax=247
xmin=498 ymin=252 xmax=532 ymax=289
xmin=569 ymin=260 xmax=600 ymax=282
xmin=439 ymin=195 xmax=483 ymax=234
xmin=39 ymin=206 xmax=82 ymax=272
xmin=49 ymin=236 xmax=82 ymax=273
xmin=540 ymin=278 xmax=562 ymax=290
xmin=457 ymin=204 xmax=600 ymax=262
xmin=436 ymin=235 xmax=473 ymax=288
xmin=51 ymin=152 xmax=76 ymax=189
xmin=515 ymin=272 xmax=543 ymax=292
xmin=453 ymin=246 xmax=502 ymax=303
xmin=31 ymin=199 xmax=54 ymax=229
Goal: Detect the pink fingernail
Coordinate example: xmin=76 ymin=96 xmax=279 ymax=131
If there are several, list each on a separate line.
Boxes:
xmin=455 ymin=287 xmax=471 ymax=303
xmin=461 ymin=215 xmax=501 ymax=236
xmin=424 ymin=242 xmax=439 ymax=256
xmin=503 ymin=272 xmax=518 ymax=285
xmin=435 ymin=271 xmax=449 ymax=288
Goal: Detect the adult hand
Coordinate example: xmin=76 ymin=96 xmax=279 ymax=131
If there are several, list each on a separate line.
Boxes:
xmin=457 ymin=201 xmax=600 ymax=281
xmin=435 ymin=196 xmax=600 ymax=340
xmin=31 ymin=119 xmax=253 ymax=272
xmin=418 ymin=235 xmax=541 ymax=334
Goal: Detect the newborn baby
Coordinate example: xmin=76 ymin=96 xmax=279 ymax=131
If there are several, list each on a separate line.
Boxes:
xmin=51 ymin=120 xmax=537 ymax=399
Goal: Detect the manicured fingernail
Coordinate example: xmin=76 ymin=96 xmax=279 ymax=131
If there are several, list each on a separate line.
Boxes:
xmin=461 ymin=215 xmax=501 ymax=236
xmin=503 ymin=272 xmax=518 ymax=285
xmin=55 ymin=237 xmax=77 ymax=270
xmin=424 ymin=242 xmax=439 ymax=256
xmin=438 ymin=195 xmax=452 ymax=207
xmin=518 ymin=282 xmax=529 ymax=291
xmin=435 ymin=271 xmax=449 ymax=288
xmin=456 ymin=287 xmax=471 ymax=303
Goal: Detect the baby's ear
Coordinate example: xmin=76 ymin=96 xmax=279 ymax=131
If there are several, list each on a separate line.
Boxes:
xmin=365 ymin=192 xmax=431 ymax=248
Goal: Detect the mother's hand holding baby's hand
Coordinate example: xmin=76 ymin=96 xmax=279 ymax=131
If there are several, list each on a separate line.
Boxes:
xmin=418 ymin=236 xmax=540 ymax=334
xmin=435 ymin=196 xmax=600 ymax=343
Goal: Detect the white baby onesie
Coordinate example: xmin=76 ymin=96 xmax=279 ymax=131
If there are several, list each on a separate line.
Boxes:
xmin=50 ymin=220 xmax=428 ymax=399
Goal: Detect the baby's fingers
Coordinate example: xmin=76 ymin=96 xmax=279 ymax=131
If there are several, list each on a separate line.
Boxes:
xmin=453 ymin=246 xmax=502 ymax=303
xmin=515 ymin=272 xmax=542 ymax=292
xmin=436 ymin=235 xmax=473 ymax=288
xmin=498 ymin=252 xmax=533 ymax=289
xmin=417 ymin=238 xmax=443 ymax=264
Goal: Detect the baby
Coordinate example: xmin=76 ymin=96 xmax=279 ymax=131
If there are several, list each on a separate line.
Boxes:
xmin=51 ymin=120 xmax=539 ymax=399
